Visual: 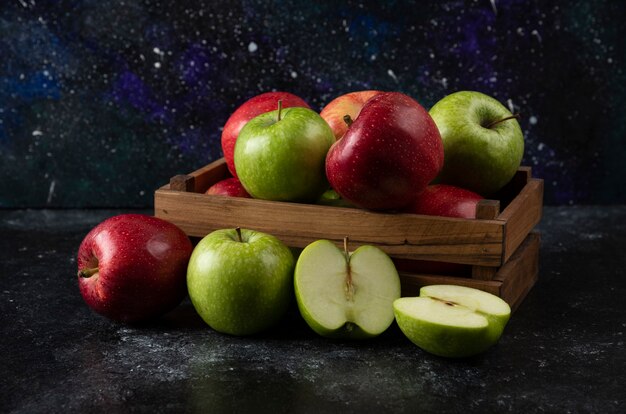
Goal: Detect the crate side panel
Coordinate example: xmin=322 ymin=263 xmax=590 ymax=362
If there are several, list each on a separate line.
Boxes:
xmin=495 ymin=232 xmax=540 ymax=311
xmin=500 ymin=179 xmax=544 ymax=262
xmin=154 ymin=190 xmax=505 ymax=266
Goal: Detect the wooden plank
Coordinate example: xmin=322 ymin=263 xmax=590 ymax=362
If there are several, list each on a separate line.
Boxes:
xmin=399 ymin=274 xmax=502 ymax=297
xmin=495 ymin=231 xmax=540 ymax=311
xmin=154 ymin=189 xmax=505 ymax=266
xmin=500 ymin=179 xmax=544 ymax=262
xmin=169 ymin=174 xmax=195 ymax=192
xmin=184 ymin=158 xmax=230 ymax=193
xmin=472 ymin=199 xmax=501 ymax=280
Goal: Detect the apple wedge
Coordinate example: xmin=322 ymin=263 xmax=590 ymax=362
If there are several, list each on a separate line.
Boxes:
xmin=394 ymin=285 xmax=511 ymax=358
xmin=294 ymin=239 xmax=401 ymax=339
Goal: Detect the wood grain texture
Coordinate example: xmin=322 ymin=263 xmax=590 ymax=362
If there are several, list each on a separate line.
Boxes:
xmin=500 ymin=178 xmax=544 ymax=262
xmin=472 ymin=199 xmax=501 ymax=280
xmin=495 ymin=231 xmax=540 ymax=311
xmin=399 ymin=274 xmax=501 ymax=297
xmin=154 ymin=189 xmax=505 ymax=265
xmin=169 ymin=174 xmax=195 ymax=192
xmin=183 ymin=158 xmax=230 ymax=193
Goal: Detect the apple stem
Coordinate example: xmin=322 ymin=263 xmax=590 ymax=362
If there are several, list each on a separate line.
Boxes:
xmin=235 ymin=227 xmax=243 ymax=243
xmin=485 ymin=113 xmax=520 ymax=129
xmin=343 ymin=115 xmax=353 ymax=127
xmin=277 ymin=99 xmax=283 ymax=121
xmin=78 ymin=267 xmax=99 ymax=278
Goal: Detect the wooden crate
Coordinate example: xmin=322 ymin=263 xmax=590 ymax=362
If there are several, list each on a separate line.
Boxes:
xmin=154 ymin=158 xmax=543 ymax=310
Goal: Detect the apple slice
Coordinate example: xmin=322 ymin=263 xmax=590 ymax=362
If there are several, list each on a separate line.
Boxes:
xmin=394 ymin=285 xmax=511 ymax=358
xmin=294 ymin=238 xmax=401 ymax=339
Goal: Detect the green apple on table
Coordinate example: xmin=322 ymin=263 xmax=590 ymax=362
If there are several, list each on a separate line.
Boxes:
xmin=187 ymin=228 xmax=294 ymax=336
xmin=294 ymin=238 xmax=401 ymax=339
xmin=429 ymin=91 xmax=524 ymax=195
xmin=394 ymin=284 xmax=511 ymax=358
xmin=234 ymin=102 xmax=335 ymax=202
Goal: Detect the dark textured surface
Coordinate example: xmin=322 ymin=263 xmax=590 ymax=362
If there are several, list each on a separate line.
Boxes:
xmin=1 ymin=1 xmax=626 ymax=207
xmin=1 ymin=207 xmax=625 ymax=413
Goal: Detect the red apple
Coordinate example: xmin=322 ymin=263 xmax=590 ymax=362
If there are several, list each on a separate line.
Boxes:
xmin=405 ymin=184 xmax=484 ymax=218
xmin=77 ymin=214 xmax=193 ymax=323
xmin=320 ymin=90 xmax=382 ymax=140
xmin=325 ymin=92 xmax=444 ymax=211
xmin=205 ymin=177 xmax=251 ymax=198
xmin=221 ymin=92 xmax=310 ymax=178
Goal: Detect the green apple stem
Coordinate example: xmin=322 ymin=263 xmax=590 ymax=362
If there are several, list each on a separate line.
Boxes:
xmin=235 ymin=227 xmax=243 ymax=243
xmin=78 ymin=267 xmax=99 ymax=278
xmin=485 ymin=113 xmax=520 ymax=129
xmin=343 ymin=236 xmax=355 ymax=302
xmin=343 ymin=115 xmax=353 ymax=127
xmin=277 ymin=99 xmax=283 ymax=121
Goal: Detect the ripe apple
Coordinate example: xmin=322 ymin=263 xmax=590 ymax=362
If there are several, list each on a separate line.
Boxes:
xmin=315 ymin=188 xmax=355 ymax=208
xmin=187 ymin=228 xmax=294 ymax=336
xmin=234 ymin=105 xmax=335 ymax=202
xmin=221 ymin=92 xmax=310 ymax=178
xmin=320 ymin=90 xmax=382 ymax=140
xmin=205 ymin=177 xmax=251 ymax=198
xmin=429 ymin=91 xmax=524 ymax=195
xmin=77 ymin=214 xmax=193 ymax=323
xmin=405 ymin=184 xmax=483 ymax=218
xmin=394 ymin=285 xmax=511 ymax=358
xmin=294 ymin=238 xmax=401 ymax=339
xmin=326 ymin=92 xmax=444 ymax=211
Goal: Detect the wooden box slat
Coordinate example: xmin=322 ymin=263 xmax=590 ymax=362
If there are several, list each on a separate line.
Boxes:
xmin=155 ymin=189 xmax=505 ymax=266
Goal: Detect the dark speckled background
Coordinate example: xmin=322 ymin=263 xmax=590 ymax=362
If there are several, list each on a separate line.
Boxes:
xmin=1 ymin=0 xmax=625 ymax=207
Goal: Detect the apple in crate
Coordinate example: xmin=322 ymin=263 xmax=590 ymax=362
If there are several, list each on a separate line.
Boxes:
xmin=235 ymin=105 xmax=335 ymax=202
xmin=405 ymin=184 xmax=483 ymax=218
xmin=77 ymin=214 xmax=193 ymax=323
xmin=221 ymin=91 xmax=310 ymax=178
xmin=316 ymin=188 xmax=355 ymax=208
xmin=294 ymin=238 xmax=401 ymax=339
xmin=187 ymin=228 xmax=294 ymax=335
xmin=326 ymin=92 xmax=444 ymax=210
xmin=320 ymin=90 xmax=381 ymax=140
xmin=205 ymin=177 xmax=251 ymax=198
xmin=394 ymin=285 xmax=511 ymax=358
xmin=429 ymin=91 xmax=524 ymax=195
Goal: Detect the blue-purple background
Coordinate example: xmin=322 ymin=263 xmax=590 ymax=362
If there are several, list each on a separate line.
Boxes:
xmin=1 ymin=0 xmax=624 ymax=207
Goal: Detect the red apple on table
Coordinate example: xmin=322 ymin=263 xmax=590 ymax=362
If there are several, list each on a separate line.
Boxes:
xmin=221 ymin=91 xmax=310 ymax=178
xmin=205 ymin=177 xmax=251 ymax=198
xmin=395 ymin=184 xmax=483 ymax=275
xmin=326 ymin=92 xmax=444 ymax=211
xmin=77 ymin=214 xmax=193 ymax=323
xmin=320 ymin=90 xmax=382 ymax=140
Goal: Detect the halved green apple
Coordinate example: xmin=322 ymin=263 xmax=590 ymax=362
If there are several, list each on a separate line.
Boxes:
xmin=294 ymin=239 xmax=401 ymax=339
xmin=394 ymin=285 xmax=511 ymax=357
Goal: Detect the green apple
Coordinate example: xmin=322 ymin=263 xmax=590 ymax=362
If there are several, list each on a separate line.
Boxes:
xmin=394 ymin=284 xmax=511 ymax=358
xmin=429 ymin=91 xmax=524 ymax=195
xmin=234 ymin=105 xmax=335 ymax=202
xmin=187 ymin=228 xmax=294 ymax=336
xmin=315 ymin=189 xmax=355 ymax=208
xmin=294 ymin=238 xmax=401 ymax=339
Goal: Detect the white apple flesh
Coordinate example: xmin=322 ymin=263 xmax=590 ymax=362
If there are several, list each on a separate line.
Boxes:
xmin=294 ymin=239 xmax=401 ymax=339
xmin=394 ymin=285 xmax=511 ymax=358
